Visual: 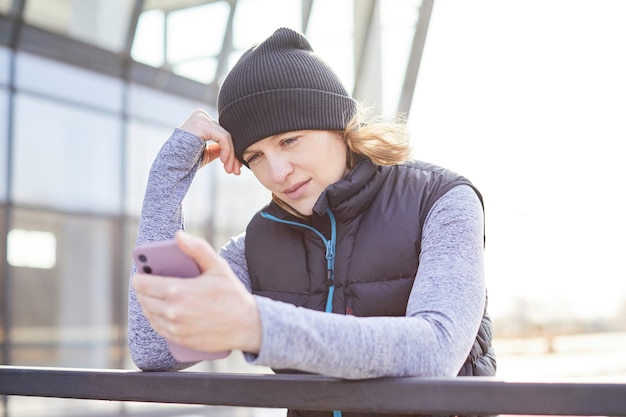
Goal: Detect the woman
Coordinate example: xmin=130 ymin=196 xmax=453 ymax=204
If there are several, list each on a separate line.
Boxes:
xmin=129 ymin=26 xmax=495 ymax=397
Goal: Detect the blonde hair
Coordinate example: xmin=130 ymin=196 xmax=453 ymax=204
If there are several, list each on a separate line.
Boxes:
xmin=271 ymin=106 xmax=413 ymax=217
xmin=344 ymin=105 xmax=413 ymax=168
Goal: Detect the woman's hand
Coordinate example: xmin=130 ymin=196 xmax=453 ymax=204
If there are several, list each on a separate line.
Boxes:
xmin=132 ymin=231 xmax=262 ymax=354
xmin=180 ymin=108 xmax=242 ymax=175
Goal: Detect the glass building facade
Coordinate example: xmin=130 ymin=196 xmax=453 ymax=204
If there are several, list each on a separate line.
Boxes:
xmin=1 ymin=1 xmax=428 ymax=415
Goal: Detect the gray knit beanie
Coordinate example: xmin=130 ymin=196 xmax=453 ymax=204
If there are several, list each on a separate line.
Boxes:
xmin=218 ymin=27 xmax=357 ymax=165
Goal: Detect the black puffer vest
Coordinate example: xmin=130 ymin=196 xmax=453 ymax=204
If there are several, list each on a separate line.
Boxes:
xmin=245 ymin=158 xmax=496 ymax=417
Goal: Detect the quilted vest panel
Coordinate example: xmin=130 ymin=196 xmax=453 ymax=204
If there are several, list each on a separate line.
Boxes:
xmin=245 ymin=158 xmax=496 ymax=409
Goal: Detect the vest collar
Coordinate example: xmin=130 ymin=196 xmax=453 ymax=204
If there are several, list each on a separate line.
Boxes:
xmin=312 ymin=156 xmax=388 ymax=220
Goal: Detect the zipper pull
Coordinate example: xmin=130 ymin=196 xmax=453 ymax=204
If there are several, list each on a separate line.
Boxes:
xmin=324 ymin=240 xmax=335 ymax=286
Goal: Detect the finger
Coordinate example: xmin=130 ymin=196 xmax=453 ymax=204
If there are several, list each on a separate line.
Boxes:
xmin=181 ymin=110 xmax=240 ymax=175
xmin=134 ymin=278 xmax=189 ymax=331
xmin=232 ymin=159 xmax=242 ymax=175
xmin=141 ymin=308 xmax=179 ymax=341
xmin=180 ymin=109 xmax=210 ymax=137
xmin=209 ymin=129 xmax=237 ymax=174
xmin=200 ymin=129 xmax=239 ymax=175
xmin=174 ymin=231 xmax=227 ymax=275
xmin=219 ymin=140 xmax=236 ymax=174
xmin=135 ymin=290 xmax=168 ymax=319
xmin=132 ymin=273 xmax=163 ymax=298
xmin=132 ymin=272 xmax=185 ymax=301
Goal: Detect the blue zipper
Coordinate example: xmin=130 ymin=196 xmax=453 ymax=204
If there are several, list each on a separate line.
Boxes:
xmin=260 ymin=208 xmax=342 ymax=417
xmin=260 ymin=208 xmax=337 ymax=313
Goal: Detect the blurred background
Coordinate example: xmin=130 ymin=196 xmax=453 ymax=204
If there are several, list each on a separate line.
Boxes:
xmin=1 ymin=0 xmax=625 ymax=416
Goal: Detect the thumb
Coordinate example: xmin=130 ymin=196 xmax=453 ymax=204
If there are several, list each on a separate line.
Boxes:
xmin=174 ymin=231 xmax=225 ymax=274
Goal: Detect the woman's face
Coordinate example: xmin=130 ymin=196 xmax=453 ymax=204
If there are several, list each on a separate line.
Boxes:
xmin=242 ymin=130 xmax=348 ymax=216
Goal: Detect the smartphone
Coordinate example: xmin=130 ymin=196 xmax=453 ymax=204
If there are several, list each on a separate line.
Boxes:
xmin=133 ymin=239 xmax=230 ymax=362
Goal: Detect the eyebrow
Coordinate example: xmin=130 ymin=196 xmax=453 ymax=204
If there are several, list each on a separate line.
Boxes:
xmin=243 ymin=131 xmax=307 ymax=159
xmin=241 ymin=148 xmax=255 ymax=160
xmin=242 ymin=143 xmax=265 ymax=161
xmin=241 ymin=133 xmax=284 ymax=158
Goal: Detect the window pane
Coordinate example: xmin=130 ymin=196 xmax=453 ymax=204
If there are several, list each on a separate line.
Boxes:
xmin=133 ymin=2 xmax=230 ymax=84
xmin=124 ymin=121 xmax=176 ymax=217
xmin=233 ymin=0 xmax=301 ymax=50
xmin=0 ymin=45 xmax=9 ymax=85
xmin=167 ymin=2 xmax=229 ymax=61
xmin=172 ymin=58 xmax=218 ymax=84
xmin=15 ymin=52 xmax=124 ymax=112
xmin=12 ymin=93 xmax=122 ymax=214
xmin=23 ymin=0 xmax=133 ymax=52
xmin=7 ymin=229 xmax=56 ymax=269
xmin=131 ymin=9 xmax=165 ymax=67
xmin=9 ymin=209 xmax=117 ymax=368
xmin=0 ymin=86 xmax=7 ymax=202
xmin=380 ymin=0 xmax=421 ymax=114
xmin=307 ymin=0 xmax=354 ymax=93
xmin=0 ymin=205 xmax=5 ymax=353
xmin=127 ymin=84 xmax=208 ymax=127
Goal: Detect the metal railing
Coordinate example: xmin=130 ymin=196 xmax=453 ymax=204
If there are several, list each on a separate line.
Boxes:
xmin=1 ymin=365 xmax=626 ymax=415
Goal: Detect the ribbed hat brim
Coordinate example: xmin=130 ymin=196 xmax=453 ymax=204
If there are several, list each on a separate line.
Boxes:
xmin=220 ymin=88 xmax=356 ymax=163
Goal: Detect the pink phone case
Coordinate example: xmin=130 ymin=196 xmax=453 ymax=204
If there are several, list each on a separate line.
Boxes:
xmin=133 ymin=239 xmax=230 ymax=362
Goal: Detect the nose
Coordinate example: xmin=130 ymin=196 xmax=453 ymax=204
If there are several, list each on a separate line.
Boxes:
xmin=267 ymin=153 xmax=293 ymax=184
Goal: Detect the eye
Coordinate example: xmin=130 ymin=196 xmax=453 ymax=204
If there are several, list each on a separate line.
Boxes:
xmin=245 ymin=152 xmax=262 ymax=165
xmin=280 ymin=137 xmax=298 ymax=147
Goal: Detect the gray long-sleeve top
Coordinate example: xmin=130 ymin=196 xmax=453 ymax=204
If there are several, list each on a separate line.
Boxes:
xmin=128 ymin=128 xmax=487 ymax=379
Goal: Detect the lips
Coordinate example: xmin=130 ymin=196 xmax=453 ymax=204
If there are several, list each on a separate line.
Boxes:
xmin=283 ymin=180 xmax=310 ymax=199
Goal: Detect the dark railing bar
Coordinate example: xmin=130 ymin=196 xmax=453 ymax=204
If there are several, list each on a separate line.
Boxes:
xmin=1 ymin=366 xmax=626 ymax=416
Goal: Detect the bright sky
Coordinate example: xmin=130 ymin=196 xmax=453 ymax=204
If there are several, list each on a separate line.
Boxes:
xmin=409 ymin=1 xmax=626 ymax=321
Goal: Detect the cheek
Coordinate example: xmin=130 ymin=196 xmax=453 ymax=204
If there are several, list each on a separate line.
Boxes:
xmin=331 ymin=140 xmax=349 ymax=174
xmin=326 ymin=152 xmax=349 ymax=181
xmin=250 ymin=167 xmax=273 ymax=191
